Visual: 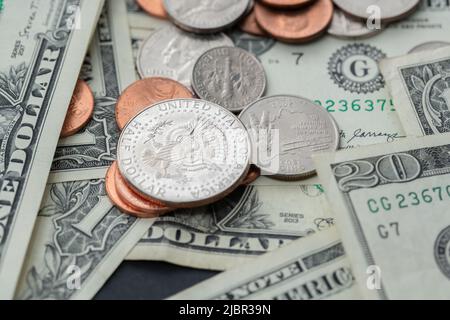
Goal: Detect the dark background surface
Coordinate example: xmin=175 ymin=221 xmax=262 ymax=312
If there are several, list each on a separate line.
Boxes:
xmin=94 ymin=261 xmax=218 ymax=300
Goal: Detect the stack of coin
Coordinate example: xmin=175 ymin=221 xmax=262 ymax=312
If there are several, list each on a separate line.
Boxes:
xmin=108 ymin=98 xmax=253 ymax=217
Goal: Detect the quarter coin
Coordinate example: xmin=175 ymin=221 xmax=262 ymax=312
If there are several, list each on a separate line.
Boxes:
xmin=239 ymin=95 xmax=339 ymax=180
xmin=192 ymin=46 xmax=266 ymax=113
xmin=163 ymin=0 xmax=250 ymax=34
xmin=137 ymin=25 xmax=233 ymax=88
xmin=116 ymin=77 xmax=194 ymax=130
xmin=333 ymin=0 xmax=421 ymax=23
xmin=61 ymin=80 xmax=94 ymax=138
xmin=328 ymin=7 xmax=383 ymax=39
xmin=254 ymin=0 xmax=333 ymax=43
xmin=117 ymin=99 xmax=251 ymax=208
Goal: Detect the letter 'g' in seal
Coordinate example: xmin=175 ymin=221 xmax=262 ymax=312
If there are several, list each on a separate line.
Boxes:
xmin=434 ymin=225 xmax=450 ymax=279
xmin=328 ymin=44 xmax=386 ymax=94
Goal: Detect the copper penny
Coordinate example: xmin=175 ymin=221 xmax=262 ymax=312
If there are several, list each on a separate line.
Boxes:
xmin=254 ymin=0 xmax=333 ymax=43
xmin=105 ymin=162 xmax=151 ymax=217
xmin=61 ymin=80 xmax=94 ymax=138
xmin=114 ymin=162 xmax=173 ymax=217
xmin=115 ymin=77 xmax=194 ymax=130
xmin=239 ymin=8 xmax=268 ymax=37
xmin=259 ymin=0 xmax=315 ymax=9
xmin=241 ymin=165 xmax=261 ymax=185
xmin=136 ymin=0 xmax=167 ymax=19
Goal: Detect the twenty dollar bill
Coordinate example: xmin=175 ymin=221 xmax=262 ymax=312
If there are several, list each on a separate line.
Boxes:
xmin=314 ymin=134 xmax=450 ymax=299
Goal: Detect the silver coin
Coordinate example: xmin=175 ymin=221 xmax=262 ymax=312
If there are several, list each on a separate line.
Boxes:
xmin=409 ymin=41 xmax=450 ymax=54
xmin=192 ymin=46 xmax=266 ymax=113
xmin=137 ymin=25 xmax=233 ymax=88
xmin=117 ymin=99 xmax=251 ymax=208
xmin=328 ymin=7 xmax=383 ymax=39
xmin=239 ymin=95 xmax=339 ymax=180
xmin=163 ymin=0 xmax=250 ymax=34
xmin=333 ymin=0 xmax=420 ymax=22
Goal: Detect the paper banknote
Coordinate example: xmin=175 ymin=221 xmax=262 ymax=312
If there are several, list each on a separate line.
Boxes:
xmin=15 ymin=0 xmax=154 ymax=300
xmin=0 ymin=0 xmax=104 ymax=300
xmin=169 ymin=227 xmax=360 ymax=300
xmin=127 ymin=184 xmax=335 ymax=270
xmin=314 ymin=133 xmax=450 ymax=299
xmin=49 ymin=0 xmax=136 ymax=183
xmin=381 ymin=46 xmax=450 ymax=137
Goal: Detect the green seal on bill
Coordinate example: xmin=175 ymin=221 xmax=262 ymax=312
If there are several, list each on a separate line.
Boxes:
xmin=0 ymin=0 xmax=3 ymax=11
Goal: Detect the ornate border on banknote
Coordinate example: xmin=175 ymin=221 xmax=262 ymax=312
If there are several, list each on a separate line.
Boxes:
xmin=398 ymin=57 xmax=450 ymax=135
xmin=0 ymin=0 xmax=80 ymax=270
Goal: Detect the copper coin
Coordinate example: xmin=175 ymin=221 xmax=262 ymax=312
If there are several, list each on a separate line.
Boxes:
xmin=61 ymin=80 xmax=94 ymax=138
xmin=115 ymin=77 xmax=194 ymax=130
xmin=241 ymin=165 xmax=261 ymax=185
xmin=114 ymin=162 xmax=173 ymax=217
xmin=239 ymin=8 xmax=268 ymax=37
xmin=105 ymin=163 xmax=151 ymax=217
xmin=259 ymin=0 xmax=315 ymax=9
xmin=254 ymin=0 xmax=333 ymax=43
xmin=136 ymin=0 xmax=167 ymax=19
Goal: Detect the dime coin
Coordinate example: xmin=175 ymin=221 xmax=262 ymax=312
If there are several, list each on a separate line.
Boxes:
xmin=239 ymin=6 xmax=268 ymax=37
xmin=328 ymin=7 xmax=383 ymax=39
xmin=113 ymin=162 xmax=173 ymax=217
xmin=239 ymin=95 xmax=339 ymax=180
xmin=137 ymin=25 xmax=234 ymax=88
xmin=333 ymin=0 xmax=421 ymax=23
xmin=254 ymin=0 xmax=333 ymax=43
xmin=409 ymin=41 xmax=450 ymax=54
xmin=105 ymin=163 xmax=152 ymax=217
xmin=163 ymin=0 xmax=250 ymax=34
xmin=259 ymin=0 xmax=315 ymax=9
xmin=116 ymin=77 xmax=194 ymax=130
xmin=241 ymin=165 xmax=261 ymax=185
xmin=136 ymin=0 xmax=167 ymax=19
xmin=192 ymin=46 xmax=266 ymax=113
xmin=61 ymin=80 xmax=94 ymax=138
xmin=118 ymin=99 xmax=251 ymax=208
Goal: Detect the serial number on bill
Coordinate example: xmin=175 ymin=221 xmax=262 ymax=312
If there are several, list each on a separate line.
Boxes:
xmin=179 ymin=304 xmax=271 ymax=317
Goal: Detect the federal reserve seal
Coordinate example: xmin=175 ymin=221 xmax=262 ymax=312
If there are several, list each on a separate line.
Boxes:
xmin=434 ymin=226 xmax=450 ymax=279
xmin=328 ymin=43 xmax=386 ymax=94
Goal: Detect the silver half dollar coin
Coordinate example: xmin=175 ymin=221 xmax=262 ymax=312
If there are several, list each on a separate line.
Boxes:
xmin=192 ymin=46 xmax=266 ymax=113
xmin=239 ymin=95 xmax=340 ymax=180
xmin=117 ymin=99 xmax=251 ymax=208
xmin=137 ymin=25 xmax=234 ymax=88
xmin=163 ymin=0 xmax=250 ymax=33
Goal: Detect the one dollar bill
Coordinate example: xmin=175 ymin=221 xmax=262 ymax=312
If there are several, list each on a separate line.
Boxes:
xmin=380 ymin=46 xmax=450 ymax=137
xmin=169 ymin=227 xmax=360 ymax=300
xmin=0 ymin=0 xmax=104 ymax=300
xmin=314 ymin=133 xmax=450 ymax=299
xmin=15 ymin=0 xmax=153 ymax=300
